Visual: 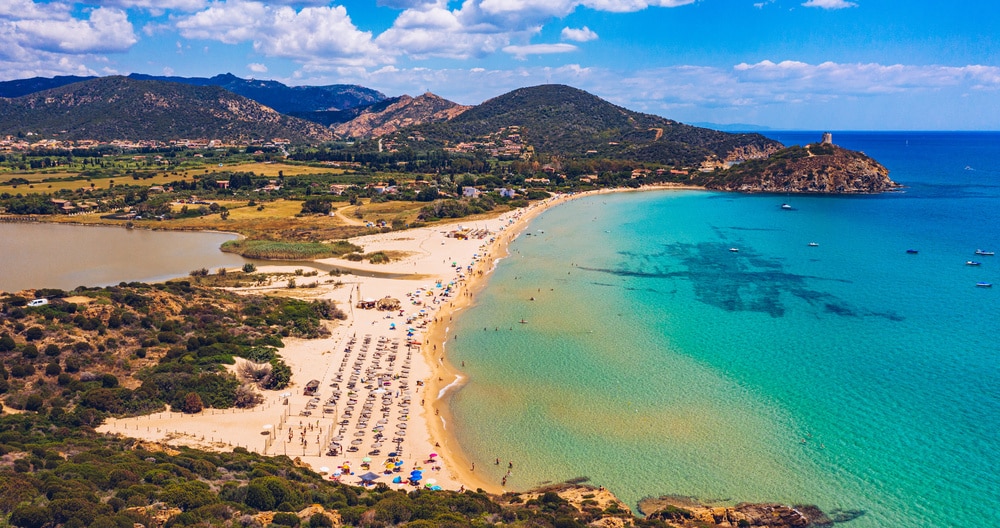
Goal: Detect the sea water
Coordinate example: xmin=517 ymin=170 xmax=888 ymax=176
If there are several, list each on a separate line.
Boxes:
xmin=447 ymin=132 xmax=1000 ymax=527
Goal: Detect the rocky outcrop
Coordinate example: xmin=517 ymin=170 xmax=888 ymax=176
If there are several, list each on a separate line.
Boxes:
xmin=723 ymin=142 xmax=782 ymax=163
xmin=703 ymin=142 xmax=897 ymax=194
xmin=333 ymin=92 xmax=469 ymax=138
xmin=639 ymin=495 xmax=834 ymax=527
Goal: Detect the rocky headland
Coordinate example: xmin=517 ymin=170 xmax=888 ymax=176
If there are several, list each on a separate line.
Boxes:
xmin=702 ymin=139 xmax=897 ymax=194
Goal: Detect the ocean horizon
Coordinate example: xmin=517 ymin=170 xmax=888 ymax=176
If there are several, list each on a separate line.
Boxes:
xmin=446 ymin=131 xmax=1000 ymax=527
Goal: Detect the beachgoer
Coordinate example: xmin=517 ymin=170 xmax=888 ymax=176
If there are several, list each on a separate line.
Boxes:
xmin=495 ymin=458 xmax=500 ymax=465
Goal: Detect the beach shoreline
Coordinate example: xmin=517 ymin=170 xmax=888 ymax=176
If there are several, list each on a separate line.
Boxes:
xmin=96 ymin=185 xmax=693 ymax=493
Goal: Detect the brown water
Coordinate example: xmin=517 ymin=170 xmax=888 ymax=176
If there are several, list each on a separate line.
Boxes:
xmin=0 ymin=223 xmax=246 ymax=292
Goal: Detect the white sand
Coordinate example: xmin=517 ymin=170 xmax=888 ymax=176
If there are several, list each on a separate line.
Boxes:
xmin=98 ymin=198 xmax=568 ymax=491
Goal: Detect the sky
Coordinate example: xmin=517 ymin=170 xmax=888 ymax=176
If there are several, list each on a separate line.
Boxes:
xmin=2 ymin=0 xmax=999 ymax=130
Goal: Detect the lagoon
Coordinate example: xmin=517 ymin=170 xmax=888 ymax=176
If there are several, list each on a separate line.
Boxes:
xmin=0 ymin=222 xmax=245 ymax=292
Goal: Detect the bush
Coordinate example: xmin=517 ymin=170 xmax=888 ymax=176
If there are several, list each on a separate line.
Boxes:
xmin=9 ymin=504 xmax=52 ymax=528
xmin=24 ymin=394 xmax=44 ymax=412
xmin=25 ymin=326 xmax=44 ymax=341
xmin=46 ymin=363 xmax=62 ymax=376
xmin=309 ymin=513 xmax=334 ymax=527
xmin=22 ymin=344 xmax=39 ymax=359
xmin=44 ymin=344 xmax=61 ymax=357
xmin=181 ymin=392 xmax=204 ymax=414
xmin=272 ymin=512 xmax=301 ymax=526
xmin=244 ymin=483 xmax=275 ymax=510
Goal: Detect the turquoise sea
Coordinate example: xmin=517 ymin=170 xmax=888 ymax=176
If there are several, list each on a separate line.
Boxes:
xmin=447 ymin=132 xmax=1000 ymax=527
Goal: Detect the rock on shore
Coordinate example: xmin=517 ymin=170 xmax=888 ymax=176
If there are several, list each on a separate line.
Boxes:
xmin=638 ymin=495 xmax=833 ymax=528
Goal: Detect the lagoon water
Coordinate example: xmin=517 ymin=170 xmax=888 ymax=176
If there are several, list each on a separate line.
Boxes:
xmin=0 ymin=223 xmax=244 ymax=292
xmin=448 ymin=132 xmax=1000 ymax=527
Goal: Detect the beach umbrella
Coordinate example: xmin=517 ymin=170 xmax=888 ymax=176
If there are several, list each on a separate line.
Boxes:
xmin=394 ymin=460 xmax=405 ymax=467
xmin=359 ymin=472 xmax=381 ymax=482
xmin=392 ymin=476 xmax=402 ymax=483
xmin=319 ymin=466 xmax=330 ymax=474
xmin=430 ymin=485 xmax=443 ymax=491
xmin=362 ymin=457 xmax=372 ymax=463
xmin=428 ymin=452 xmax=438 ymax=458
xmin=424 ymin=478 xmax=437 ymax=485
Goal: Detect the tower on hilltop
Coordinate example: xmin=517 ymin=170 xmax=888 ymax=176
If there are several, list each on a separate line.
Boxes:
xmin=821 ymin=132 xmax=833 ymax=145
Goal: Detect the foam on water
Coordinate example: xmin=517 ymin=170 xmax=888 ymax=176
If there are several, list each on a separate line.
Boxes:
xmin=448 ymin=132 xmax=1000 ymax=527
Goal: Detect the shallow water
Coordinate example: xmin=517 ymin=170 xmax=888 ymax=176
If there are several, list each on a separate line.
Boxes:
xmin=448 ymin=132 xmax=1000 ymax=527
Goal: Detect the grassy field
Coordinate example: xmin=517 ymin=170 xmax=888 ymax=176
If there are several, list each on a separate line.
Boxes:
xmin=0 ymin=161 xmax=347 ymax=195
xmin=0 ymin=173 xmax=183 ymax=195
xmin=178 ymin=162 xmax=345 ymax=178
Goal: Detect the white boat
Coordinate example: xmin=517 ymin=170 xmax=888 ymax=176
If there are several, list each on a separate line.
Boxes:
xmin=975 ymin=249 xmax=995 ymax=256
xmin=808 ymin=242 xmax=819 ymax=247
xmin=729 ymin=248 xmax=739 ymax=253
xmin=966 ymin=261 xmax=981 ymax=266
xmin=976 ymin=282 xmax=992 ymax=288
xmin=781 ymin=204 xmax=793 ymax=210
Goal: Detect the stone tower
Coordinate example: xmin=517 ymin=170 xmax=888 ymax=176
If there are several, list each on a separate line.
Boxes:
xmin=821 ymin=132 xmax=833 ymax=145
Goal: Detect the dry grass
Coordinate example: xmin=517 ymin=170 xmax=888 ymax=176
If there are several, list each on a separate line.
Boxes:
xmin=0 ymin=161 xmax=345 ymax=195
xmin=0 ymin=173 xmax=184 ymax=195
xmin=177 ymin=162 xmax=344 ymax=178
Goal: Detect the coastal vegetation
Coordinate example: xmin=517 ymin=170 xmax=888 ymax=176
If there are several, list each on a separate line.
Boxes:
xmin=0 ymin=283 xmax=341 ymax=420
xmin=221 ymin=240 xmax=361 ymax=260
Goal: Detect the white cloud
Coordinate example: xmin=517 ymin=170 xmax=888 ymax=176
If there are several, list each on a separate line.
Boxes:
xmin=731 ymin=60 xmax=1000 ymax=95
xmin=0 ymin=0 xmax=71 ymax=20
xmin=503 ymin=43 xmax=577 ymax=59
xmin=96 ymin=0 xmax=207 ymax=12
xmin=12 ymin=7 xmax=137 ymax=54
xmin=561 ymin=26 xmax=598 ymax=42
xmin=801 ymin=0 xmax=857 ymax=9
xmin=247 ymin=62 xmax=268 ymax=73
xmin=177 ymin=1 xmax=380 ymax=66
xmin=377 ymin=0 xmax=694 ymax=60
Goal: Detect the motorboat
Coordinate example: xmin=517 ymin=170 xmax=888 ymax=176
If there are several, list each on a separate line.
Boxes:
xmin=976 ymin=282 xmax=992 ymax=288
xmin=808 ymin=242 xmax=819 ymax=247
xmin=780 ymin=204 xmax=793 ymax=210
xmin=906 ymin=249 xmax=919 ymax=254
xmin=975 ymin=249 xmax=995 ymax=256
xmin=729 ymin=248 xmax=739 ymax=252
xmin=966 ymin=261 xmax=981 ymax=266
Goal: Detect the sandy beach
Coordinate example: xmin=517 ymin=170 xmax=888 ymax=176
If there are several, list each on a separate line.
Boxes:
xmin=98 ymin=190 xmax=589 ymax=493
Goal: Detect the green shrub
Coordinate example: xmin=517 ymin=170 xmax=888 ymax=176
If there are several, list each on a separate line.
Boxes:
xmin=272 ymin=512 xmax=301 ymax=526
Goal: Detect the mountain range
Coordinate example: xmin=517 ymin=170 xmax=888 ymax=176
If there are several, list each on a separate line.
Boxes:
xmin=0 ymin=74 xmax=777 ymax=165
xmin=0 ymin=73 xmax=384 ymax=116
xmin=0 ymin=76 xmax=334 ymax=143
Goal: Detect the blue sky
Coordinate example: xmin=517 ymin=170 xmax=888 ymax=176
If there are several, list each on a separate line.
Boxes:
xmin=2 ymin=0 xmax=999 ymax=129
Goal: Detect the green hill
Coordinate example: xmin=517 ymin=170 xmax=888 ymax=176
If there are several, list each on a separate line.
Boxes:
xmin=0 ymin=76 xmax=335 ymax=143
xmin=397 ymin=84 xmax=781 ymax=166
